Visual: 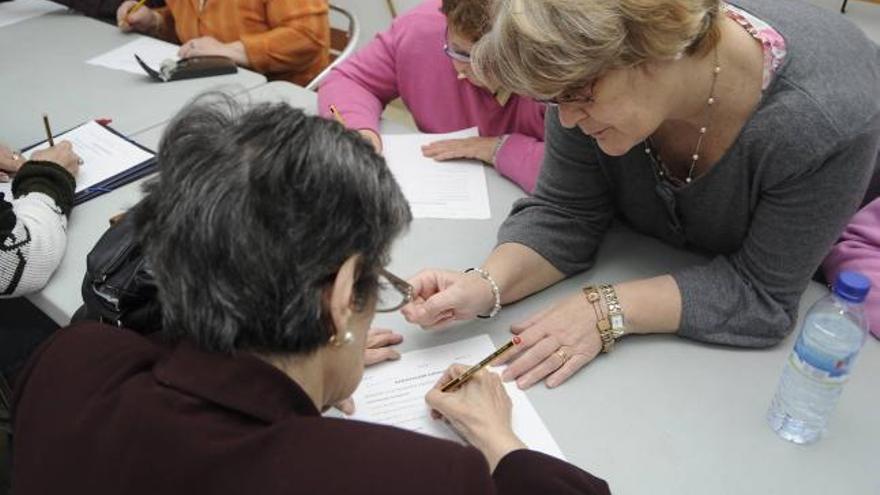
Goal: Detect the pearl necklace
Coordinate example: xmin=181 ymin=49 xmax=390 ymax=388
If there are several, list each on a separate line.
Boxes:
xmin=645 ymin=48 xmax=722 ymax=185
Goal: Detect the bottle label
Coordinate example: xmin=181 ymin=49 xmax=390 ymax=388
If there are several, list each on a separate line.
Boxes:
xmin=793 ymin=334 xmax=854 ymax=382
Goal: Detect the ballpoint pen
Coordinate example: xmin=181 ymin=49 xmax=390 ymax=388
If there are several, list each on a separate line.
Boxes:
xmin=441 ymin=336 xmax=521 ymax=392
xmin=42 ymin=113 xmax=54 ymax=147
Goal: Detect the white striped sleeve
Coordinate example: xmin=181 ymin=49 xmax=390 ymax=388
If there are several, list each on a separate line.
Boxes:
xmin=0 ymin=192 xmax=68 ymax=298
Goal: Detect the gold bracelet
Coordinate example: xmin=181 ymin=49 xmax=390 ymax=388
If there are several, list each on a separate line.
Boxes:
xmin=582 ymin=285 xmax=615 ymax=353
xmin=599 ymin=284 xmax=626 ymax=340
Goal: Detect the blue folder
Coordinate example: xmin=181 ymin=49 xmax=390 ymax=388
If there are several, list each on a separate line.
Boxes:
xmin=23 ymin=121 xmax=157 ymax=206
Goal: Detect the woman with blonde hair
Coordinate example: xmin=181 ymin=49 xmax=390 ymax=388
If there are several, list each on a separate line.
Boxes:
xmin=402 ymin=0 xmax=880 ymax=388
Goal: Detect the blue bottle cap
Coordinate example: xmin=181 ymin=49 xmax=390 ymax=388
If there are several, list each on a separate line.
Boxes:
xmin=833 ymin=271 xmax=871 ymax=303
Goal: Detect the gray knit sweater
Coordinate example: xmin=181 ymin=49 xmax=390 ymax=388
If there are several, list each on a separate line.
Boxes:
xmin=497 ymin=0 xmax=880 ymax=347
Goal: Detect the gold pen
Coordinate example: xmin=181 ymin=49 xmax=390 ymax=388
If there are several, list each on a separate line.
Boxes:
xmin=441 ymin=336 xmax=521 ymax=392
xmin=329 ymin=104 xmax=347 ymax=126
xmin=42 ymin=113 xmax=54 ymax=147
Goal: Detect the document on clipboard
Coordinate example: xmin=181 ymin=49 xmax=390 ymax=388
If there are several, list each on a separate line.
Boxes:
xmin=0 ymin=121 xmax=156 ymax=205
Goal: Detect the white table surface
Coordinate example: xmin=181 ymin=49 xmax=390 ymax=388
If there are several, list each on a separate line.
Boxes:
xmin=27 ymin=80 xmax=880 ymax=494
xmin=0 ymin=8 xmax=265 ymax=149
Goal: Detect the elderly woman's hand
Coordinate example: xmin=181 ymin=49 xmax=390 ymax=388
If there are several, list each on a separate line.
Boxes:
xmin=425 ymin=364 xmax=526 ymax=471
xmin=401 ymin=269 xmax=497 ymax=329
xmin=496 ymin=291 xmax=602 ymax=390
xmin=334 ymin=328 xmax=403 ymax=415
xmin=363 ymin=328 xmax=403 ymax=366
xmin=116 ymin=1 xmax=158 ymax=33
xmin=30 ymin=141 xmax=82 ymax=178
xmin=421 ymin=136 xmax=500 ymax=165
xmin=178 ymin=37 xmax=250 ymax=66
xmin=0 ymin=143 xmax=26 ymax=182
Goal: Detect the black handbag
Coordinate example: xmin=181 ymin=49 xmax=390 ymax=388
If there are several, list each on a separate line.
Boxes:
xmin=74 ymin=212 xmax=161 ymax=333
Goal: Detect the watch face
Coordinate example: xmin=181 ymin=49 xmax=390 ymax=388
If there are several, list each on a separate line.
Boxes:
xmin=611 ymin=314 xmax=625 ymax=335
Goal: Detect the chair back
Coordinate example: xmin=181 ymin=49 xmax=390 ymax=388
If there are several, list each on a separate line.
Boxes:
xmin=305 ymin=4 xmax=360 ymax=91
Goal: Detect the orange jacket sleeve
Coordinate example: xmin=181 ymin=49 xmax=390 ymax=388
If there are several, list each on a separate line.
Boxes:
xmin=239 ymin=0 xmax=329 ymax=76
xmin=153 ymin=6 xmax=178 ymax=43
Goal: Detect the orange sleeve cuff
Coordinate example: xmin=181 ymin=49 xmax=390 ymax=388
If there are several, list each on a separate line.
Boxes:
xmin=154 ymin=7 xmax=178 ymax=42
xmin=239 ymin=32 xmax=271 ymax=73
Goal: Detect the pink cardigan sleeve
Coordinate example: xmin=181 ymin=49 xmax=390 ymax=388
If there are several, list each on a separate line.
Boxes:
xmin=494 ymin=133 xmax=544 ymax=193
xmin=316 ymin=19 xmax=401 ymax=134
xmin=823 ymin=198 xmax=880 ymax=334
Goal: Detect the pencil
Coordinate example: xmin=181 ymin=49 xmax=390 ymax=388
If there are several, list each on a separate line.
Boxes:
xmin=441 ymin=336 xmax=521 ymax=392
xmin=329 ymin=104 xmax=347 ymax=126
xmin=42 ymin=113 xmax=54 ymax=147
xmin=126 ymin=0 xmax=148 ymax=19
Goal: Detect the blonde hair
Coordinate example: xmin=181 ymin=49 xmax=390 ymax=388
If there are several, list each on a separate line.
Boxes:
xmin=472 ymin=0 xmax=722 ymax=99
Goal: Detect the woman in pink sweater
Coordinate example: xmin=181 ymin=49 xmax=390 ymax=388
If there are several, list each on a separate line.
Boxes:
xmin=317 ymin=0 xmax=546 ymax=193
xmin=824 ymin=198 xmax=880 ymax=338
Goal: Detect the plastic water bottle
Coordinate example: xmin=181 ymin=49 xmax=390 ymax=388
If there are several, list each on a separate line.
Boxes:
xmin=767 ymin=271 xmax=871 ymax=444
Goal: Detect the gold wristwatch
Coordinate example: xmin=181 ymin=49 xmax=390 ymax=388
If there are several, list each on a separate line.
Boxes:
xmin=599 ymin=284 xmax=626 ymax=340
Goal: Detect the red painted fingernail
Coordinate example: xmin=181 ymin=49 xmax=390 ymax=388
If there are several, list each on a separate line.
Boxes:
xmin=512 ymin=336 xmax=522 ymax=345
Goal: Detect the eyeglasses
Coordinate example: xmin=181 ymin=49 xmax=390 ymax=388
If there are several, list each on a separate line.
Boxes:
xmin=536 ymin=80 xmax=597 ymax=106
xmin=443 ymin=29 xmax=472 ymax=63
xmin=375 ymin=268 xmax=415 ymax=313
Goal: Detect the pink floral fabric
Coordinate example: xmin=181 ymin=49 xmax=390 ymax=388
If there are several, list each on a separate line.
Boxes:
xmin=726 ymin=4 xmax=788 ymax=90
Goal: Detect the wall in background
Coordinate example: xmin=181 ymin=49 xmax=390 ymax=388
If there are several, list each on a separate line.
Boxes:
xmin=331 ymin=0 xmax=422 ymax=50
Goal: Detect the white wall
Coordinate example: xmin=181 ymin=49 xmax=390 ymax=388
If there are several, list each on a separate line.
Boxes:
xmin=331 ymin=0 xmax=424 ymax=50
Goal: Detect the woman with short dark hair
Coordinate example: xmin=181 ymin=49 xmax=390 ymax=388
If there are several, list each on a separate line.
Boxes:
xmin=11 ymin=96 xmax=609 ymax=495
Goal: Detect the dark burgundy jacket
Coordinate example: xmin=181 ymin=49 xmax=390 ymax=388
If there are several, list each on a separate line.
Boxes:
xmin=12 ymin=322 xmax=610 ymax=494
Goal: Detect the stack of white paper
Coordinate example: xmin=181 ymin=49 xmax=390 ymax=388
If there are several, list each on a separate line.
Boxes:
xmin=349 ymin=334 xmax=565 ymax=460
xmin=0 ymin=0 xmax=65 ymax=29
xmin=86 ymin=37 xmax=179 ymax=76
xmin=381 ymin=128 xmax=491 ymax=219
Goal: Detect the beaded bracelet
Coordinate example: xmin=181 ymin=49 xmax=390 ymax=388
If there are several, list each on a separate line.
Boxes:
xmin=465 ymin=268 xmax=501 ymax=319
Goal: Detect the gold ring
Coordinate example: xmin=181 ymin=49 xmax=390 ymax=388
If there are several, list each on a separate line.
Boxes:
xmin=555 ymin=348 xmax=568 ymax=364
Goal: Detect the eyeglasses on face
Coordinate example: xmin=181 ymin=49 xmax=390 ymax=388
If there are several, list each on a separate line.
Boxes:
xmin=536 ymin=80 xmax=597 ymax=106
xmin=375 ymin=268 xmax=415 ymax=313
xmin=443 ymin=28 xmax=472 ymax=63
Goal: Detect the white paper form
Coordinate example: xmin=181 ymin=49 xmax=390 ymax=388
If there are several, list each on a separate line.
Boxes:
xmin=381 ymin=128 xmax=491 ymax=219
xmin=86 ymin=37 xmax=179 ymax=76
xmin=0 ymin=121 xmax=154 ymax=198
xmin=350 ymin=334 xmax=565 ymax=460
xmin=0 ymin=0 xmax=65 ymax=29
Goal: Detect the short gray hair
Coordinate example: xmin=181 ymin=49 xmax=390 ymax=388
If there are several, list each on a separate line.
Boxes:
xmin=133 ymin=94 xmax=412 ymax=355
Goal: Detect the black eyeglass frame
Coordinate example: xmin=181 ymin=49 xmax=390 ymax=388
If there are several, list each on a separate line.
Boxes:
xmin=535 ymin=79 xmax=598 ymax=107
xmin=375 ymin=267 xmax=415 ymax=313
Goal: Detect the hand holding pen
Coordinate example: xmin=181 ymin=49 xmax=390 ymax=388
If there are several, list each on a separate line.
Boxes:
xmin=425 ymin=346 xmax=527 ymax=471
xmin=34 ymin=114 xmax=83 ymax=177
xmin=116 ymin=0 xmax=157 ymax=33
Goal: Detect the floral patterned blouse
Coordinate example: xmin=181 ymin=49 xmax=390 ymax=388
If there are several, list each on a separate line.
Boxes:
xmin=725 ymin=3 xmax=788 ymax=90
